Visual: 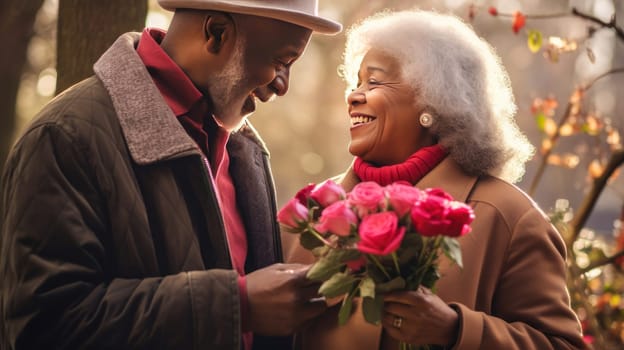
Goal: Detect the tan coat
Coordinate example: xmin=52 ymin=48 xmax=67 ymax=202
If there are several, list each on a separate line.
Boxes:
xmin=285 ymin=157 xmax=588 ymax=350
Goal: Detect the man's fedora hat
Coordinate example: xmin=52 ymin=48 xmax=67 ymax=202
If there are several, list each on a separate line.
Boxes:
xmin=158 ymin=0 xmax=342 ymax=34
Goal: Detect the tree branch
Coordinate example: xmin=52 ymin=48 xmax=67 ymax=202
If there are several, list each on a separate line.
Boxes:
xmin=571 ymin=149 xmax=624 ymax=238
xmin=584 ymin=68 xmax=624 ymax=90
xmin=572 ymin=7 xmax=624 ymax=42
xmin=580 ymin=249 xmax=624 ymax=274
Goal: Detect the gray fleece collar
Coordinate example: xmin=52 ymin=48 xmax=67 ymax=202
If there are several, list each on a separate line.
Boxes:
xmin=93 ymin=32 xmax=199 ymax=165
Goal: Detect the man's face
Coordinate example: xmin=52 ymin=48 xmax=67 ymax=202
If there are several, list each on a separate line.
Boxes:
xmin=208 ymin=15 xmax=312 ymax=130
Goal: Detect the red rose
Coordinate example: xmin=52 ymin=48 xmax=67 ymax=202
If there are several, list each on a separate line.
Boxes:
xmin=445 ymin=202 xmax=475 ymax=237
xmin=410 ymin=194 xmax=451 ymax=237
xmin=277 ymin=198 xmax=309 ymax=231
xmin=424 ymin=187 xmax=453 ymax=201
xmin=348 ymin=181 xmax=385 ymax=217
xmin=346 ymin=255 xmax=367 ymax=272
xmin=295 ymin=183 xmax=316 ymax=205
xmin=488 ymin=6 xmax=498 ymax=16
xmin=310 ymin=179 xmax=346 ymax=208
xmin=315 ymin=200 xmax=358 ymax=237
xmin=357 ymin=212 xmax=406 ymax=256
xmin=411 ymin=192 xmax=475 ymax=237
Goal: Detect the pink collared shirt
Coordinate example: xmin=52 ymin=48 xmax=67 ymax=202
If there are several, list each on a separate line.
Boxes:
xmin=137 ymin=28 xmax=252 ymax=349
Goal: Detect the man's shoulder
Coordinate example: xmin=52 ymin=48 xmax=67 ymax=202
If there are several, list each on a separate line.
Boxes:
xmin=27 ymin=76 xmax=118 ymax=137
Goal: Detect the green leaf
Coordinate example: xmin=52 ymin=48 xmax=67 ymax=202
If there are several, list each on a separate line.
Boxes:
xmin=442 ymin=237 xmax=463 ymax=268
xmin=359 ymin=276 xmax=376 ymax=299
xmin=587 ymin=247 xmax=607 ymax=262
xmin=362 ymin=295 xmax=384 ymax=325
xmin=307 ymin=256 xmax=342 ymax=281
xmin=333 ymin=248 xmax=362 ymax=263
xmin=527 ymin=29 xmax=543 ymax=53
xmin=421 ymin=265 xmax=440 ymax=289
xmin=311 ymin=245 xmax=330 ymax=258
xmin=338 ymin=288 xmax=357 ymax=326
xmin=300 ymin=230 xmax=324 ymax=250
xmin=397 ymin=233 xmax=422 ymax=264
xmin=535 ymin=112 xmax=546 ymax=130
xmin=319 ymin=272 xmax=357 ymax=298
xmin=375 ymin=276 xmax=406 ymax=293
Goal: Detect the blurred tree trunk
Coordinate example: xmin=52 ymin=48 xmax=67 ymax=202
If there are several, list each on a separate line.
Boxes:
xmin=56 ymin=0 xmax=147 ymax=93
xmin=0 ymin=0 xmax=44 ymax=169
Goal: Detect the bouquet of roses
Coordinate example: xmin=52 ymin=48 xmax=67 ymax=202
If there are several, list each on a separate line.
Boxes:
xmin=278 ymin=179 xmax=474 ymax=327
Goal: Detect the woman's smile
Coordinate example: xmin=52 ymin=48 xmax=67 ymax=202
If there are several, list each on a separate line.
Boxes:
xmin=350 ymin=113 xmax=377 ymax=127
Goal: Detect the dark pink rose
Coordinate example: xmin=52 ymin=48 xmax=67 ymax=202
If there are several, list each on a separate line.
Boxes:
xmin=444 ymin=202 xmax=475 ymax=237
xmin=348 ymin=182 xmax=385 ymax=217
xmin=411 ymin=191 xmax=475 ymax=237
xmin=310 ymin=180 xmax=346 ymax=208
xmin=410 ymin=194 xmax=451 ymax=237
xmin=385 ymin=182 xmax=425 ymax=217
xmin=315 ymin=200 xmax=358 ymax=237
xmin=295 ymin=183 xmax=316 ymax=205
xmin=277 ymin=198 xmax=309 ymax=230
xmin=424 ymin=188 xmax=454 ymax=201
xmin=357 ymin=211 xmax=406 ymax=255
xmin=346 ymin=255 xmax=367 ymax=272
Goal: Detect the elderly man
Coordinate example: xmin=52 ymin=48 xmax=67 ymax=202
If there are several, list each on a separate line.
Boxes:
xmin=0 ymin=1 xmax=341 ymax=349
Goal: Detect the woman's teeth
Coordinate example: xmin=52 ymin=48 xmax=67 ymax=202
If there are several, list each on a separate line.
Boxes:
xmin=351 ymin=115 xmax=375 ymax=126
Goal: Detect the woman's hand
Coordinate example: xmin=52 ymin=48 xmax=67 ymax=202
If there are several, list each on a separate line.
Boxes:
xmin=382 ymin=286 xmax=460 ymax=347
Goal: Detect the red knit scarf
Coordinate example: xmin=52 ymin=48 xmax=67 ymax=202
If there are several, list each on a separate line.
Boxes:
xmin=353 ymin=144 xmax=447 ymax=186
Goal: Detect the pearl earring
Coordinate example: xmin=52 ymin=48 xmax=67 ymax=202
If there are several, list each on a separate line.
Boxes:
xmin=419 ymin=113 xmax=434 ymax=128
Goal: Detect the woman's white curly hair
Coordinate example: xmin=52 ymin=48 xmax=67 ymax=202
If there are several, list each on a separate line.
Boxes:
xmin=340 ymin=9 xmax=534 ymax=183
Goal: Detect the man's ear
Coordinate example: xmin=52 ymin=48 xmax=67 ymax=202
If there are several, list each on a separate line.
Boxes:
xmin=204 ymin=13 xmax=234 ymax=54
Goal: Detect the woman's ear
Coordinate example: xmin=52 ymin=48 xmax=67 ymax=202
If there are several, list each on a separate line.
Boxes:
xmin=203 ymin=13 xmax=234 ymax=54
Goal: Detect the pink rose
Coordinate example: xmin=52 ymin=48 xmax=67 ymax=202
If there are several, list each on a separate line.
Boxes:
xmin=348 ymin=182 xmax=385 ymax=217
xmin=444 ymin=202 xmax=475 ymax=237
xmin=310 ymin=180 xmax=346 ymax=208
xmin=315 ymin=200 xmax=358 ymax=237
xmin=410 ymin=194 xmax=451 ymax=237
xmin=277 ymin=198 xmax=309 ymax=231
xmin=385 ymin=182 xmax=425 ymax=217
xmin=357 ymin=211 xmax=406 ymax=255
xmin=295 ymin=183 xmax=316 ymax=205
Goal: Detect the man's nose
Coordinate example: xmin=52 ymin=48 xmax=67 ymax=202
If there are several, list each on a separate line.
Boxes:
xmin=270 ymin=69 xmax=290 ymax=96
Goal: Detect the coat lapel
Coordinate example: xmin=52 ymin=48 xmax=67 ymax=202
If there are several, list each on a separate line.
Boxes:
xmin=416 ymin=157 xmax=479 ymax=203
xmin=93 ymin=32 xmax=199 ymax=165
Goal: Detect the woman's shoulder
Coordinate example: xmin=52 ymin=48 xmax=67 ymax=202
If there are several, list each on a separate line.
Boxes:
xmin=470 ymin=175 xmax=551 ymax=227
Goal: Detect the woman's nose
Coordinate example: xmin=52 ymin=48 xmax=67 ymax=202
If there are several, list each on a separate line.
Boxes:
xmin=347 ymin=88 xmax=366 ymax=105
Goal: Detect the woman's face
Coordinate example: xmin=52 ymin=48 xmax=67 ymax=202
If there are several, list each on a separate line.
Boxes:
xmin=347 ymin=49 xmax=435 ymax=166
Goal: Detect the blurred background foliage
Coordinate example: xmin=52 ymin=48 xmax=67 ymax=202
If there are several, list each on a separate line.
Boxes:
xmin=2 ymin=0 xmax=624 ymax=348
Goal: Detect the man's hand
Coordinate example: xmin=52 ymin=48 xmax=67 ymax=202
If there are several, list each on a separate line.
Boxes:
xmin=245 ymin=263 xmax=326 ymax=336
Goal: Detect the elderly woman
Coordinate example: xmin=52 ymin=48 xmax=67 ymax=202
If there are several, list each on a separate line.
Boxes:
xmin=286 ymin=9 xmax=588 ymax=350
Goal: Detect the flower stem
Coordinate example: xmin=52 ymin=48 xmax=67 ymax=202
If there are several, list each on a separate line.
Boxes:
xmin=369 ymin=255 xmax=392 ymax=280
xmin=307 ymin=227 xmax=332 ymax=246
xmin=392 ymin=252 xmax=401 ymax=276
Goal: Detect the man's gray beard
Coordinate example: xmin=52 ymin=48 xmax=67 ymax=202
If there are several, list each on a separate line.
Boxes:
xmin=207 ymin=36 xmax=246 ymax=126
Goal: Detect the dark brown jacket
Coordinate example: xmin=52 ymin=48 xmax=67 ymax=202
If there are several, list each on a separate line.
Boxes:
xmin=0 ymin=33 xmax=287 ymax=350
xmin=286 ymin=157 xmax=588 ymax=350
